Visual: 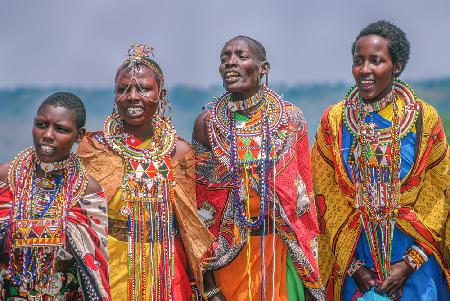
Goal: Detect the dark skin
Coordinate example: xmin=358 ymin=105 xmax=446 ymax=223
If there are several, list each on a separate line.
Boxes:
xmin=193 ymin=37 xmax=270 ymax=149
xmin=193 ymin=37 xmax=270 ymax=301
xmin=0 ymin=105 xmax=101 ymax=196
xmin=352 ymin=35 xmax=402 ymax=103
xmin=351 ymin=35 xmax=414 ymax=298
xmin=115 ymin=64 xmax=191 ymax=160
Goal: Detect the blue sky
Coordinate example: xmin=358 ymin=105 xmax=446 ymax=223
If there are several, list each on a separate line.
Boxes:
xmin=1 ymin=0 xmax=450 ymax=88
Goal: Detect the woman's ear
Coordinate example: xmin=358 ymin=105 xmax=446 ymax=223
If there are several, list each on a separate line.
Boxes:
xmin=76 ymin=127 xmax=86 ymax=143
xmin=261 ymin=61 xmax=270 ymax=76
xmin=393 ymin=61 xmax=403 ymax=77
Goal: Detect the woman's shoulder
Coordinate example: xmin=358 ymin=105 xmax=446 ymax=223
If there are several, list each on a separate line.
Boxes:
xmin=172 ymin=137 xmax=193 ymax=162
xmin=85 ymin=174 xmax=103 ymax=196
xmin=0 ymin=162 xmax=9 ymax=184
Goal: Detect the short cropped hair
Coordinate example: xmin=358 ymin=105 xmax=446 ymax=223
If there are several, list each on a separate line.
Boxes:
xmin=228 ymin=36 xmax=267 ymax=61
xmin=38 ymin=92 xmax=86 ymax=128
xmin=352 ymin=20 xmax=410 ymax=75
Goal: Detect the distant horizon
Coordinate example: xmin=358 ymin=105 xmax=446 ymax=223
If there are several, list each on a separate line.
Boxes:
xmin=2 ymin=75 xmax=450 ymax=90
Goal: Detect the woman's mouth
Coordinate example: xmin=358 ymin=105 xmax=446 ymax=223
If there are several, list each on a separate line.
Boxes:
xmin=224 ymin=71 xmax=241 ymax=83
xmin=126 ymin=106 xmax=145 ymax=118
xmin=38 ymin=145 xmax=56 ymax=155
xmin=360 ymin=79 xmax=374 ymax=89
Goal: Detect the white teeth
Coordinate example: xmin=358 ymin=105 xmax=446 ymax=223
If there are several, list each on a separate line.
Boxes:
xmin=127 ymin=107 xmax=144 ymax=115
xmin=361 ymin=80 xmax=374 ymax=84
xmin=41 ymin=145 xmax=55 ymax=153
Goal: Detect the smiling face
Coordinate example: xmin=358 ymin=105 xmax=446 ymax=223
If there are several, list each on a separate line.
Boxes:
xmin=33 ymin=105 xmax=85 ymax=163
xmin=219 ymin=38 xmax=268 ymax=99
xmin=115 ymin=64 xmax=161 ymax=128
xmin=352 ymin=35 xmax=402 ymax=102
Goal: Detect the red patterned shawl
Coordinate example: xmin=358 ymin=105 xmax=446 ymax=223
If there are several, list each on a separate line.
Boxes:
xmin=195 ymin=101 xmax=324 ymax=300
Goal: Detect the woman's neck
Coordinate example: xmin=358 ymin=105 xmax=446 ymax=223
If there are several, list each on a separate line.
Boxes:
xmin=123 ymin=121 xmax=154 ymax=142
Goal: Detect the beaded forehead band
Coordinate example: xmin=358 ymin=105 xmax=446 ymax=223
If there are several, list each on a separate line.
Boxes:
xmin=119 ymin=43 xmax=165 ymax=89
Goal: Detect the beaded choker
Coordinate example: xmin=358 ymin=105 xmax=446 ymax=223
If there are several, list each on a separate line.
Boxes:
xmin=7 ymin=147 xmax=87 ymax=297
xmin=37 ymin=156 xmax=71 ymax=173
xmin=227 ymin=86 xmax=264 ymax=112
xmin=103 ymin=112 xmax=177 ymax=300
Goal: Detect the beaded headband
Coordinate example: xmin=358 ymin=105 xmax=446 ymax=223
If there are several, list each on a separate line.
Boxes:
xmin=119 ymin=43 xmax=165 ymax=89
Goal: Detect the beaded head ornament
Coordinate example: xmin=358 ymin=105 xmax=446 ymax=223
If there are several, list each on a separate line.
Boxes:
xmin=115 ymin=43 xmax=171 ymax=119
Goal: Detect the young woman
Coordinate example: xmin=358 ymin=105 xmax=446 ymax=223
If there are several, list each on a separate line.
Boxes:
xmin=0 ymin=92 xmax=110 ymax=300
xmin=77 ymin=44 xmax=213 ymax=301
xmin=312 ymin=20 xmax=449 ymax=300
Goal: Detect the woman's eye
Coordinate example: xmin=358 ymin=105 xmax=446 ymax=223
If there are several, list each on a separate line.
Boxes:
xmin=35 ymin=122 xmax=46 ymax=128
xmin=371 ymin=58 xmax=381 ymax=65
xmin=56 ymin=127 xmax=69 ymax=133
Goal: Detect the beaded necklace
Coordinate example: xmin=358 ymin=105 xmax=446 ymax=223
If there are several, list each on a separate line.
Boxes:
xmin=104 ymin=112 xmax=177 ymax=301
xmin=343 ymin=79 xmax=419 ymax=280
xmin=7 ymin=147 xmax=87 ymax=298
xmin=208 ymin=86 xmax=287 ymax=227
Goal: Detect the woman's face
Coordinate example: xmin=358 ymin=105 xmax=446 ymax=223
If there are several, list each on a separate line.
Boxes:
xmin=115 ymin=64 xmax=161 ymax=127
xmin=352 ymin=35 xmax=402 ymax=102
xmin=33 ymin=105 xmax=85 ymax=163
xmin=219 ymin=38 xmax=267 ymax=99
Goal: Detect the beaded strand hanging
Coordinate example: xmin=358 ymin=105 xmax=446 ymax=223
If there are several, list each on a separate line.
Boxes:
xmin=208 ymin=85 xmax=288 ymax=299
xmin=104 ymin=111 xmax=177 ymax=301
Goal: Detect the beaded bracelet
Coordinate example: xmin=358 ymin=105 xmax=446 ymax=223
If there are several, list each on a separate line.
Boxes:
xmin=203 ymin=287 xmax=221 ymax=300
xmin=402 ymin=244 xmax=428 ymax=272
xmin=347 ymin=259 xmax=365 ymax=277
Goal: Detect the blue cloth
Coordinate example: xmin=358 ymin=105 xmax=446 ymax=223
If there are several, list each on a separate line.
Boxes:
xmin=341 ymin=111 xmax=449 ymax=300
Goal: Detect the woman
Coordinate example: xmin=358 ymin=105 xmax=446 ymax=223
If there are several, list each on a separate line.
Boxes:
xmin=0 ymin=92 xmax=110 ymax=300
xmin=77 ymin=44 xmax=213 ymax=301
xmin=312 ymin=20 xmax=449 ymax=300
xmin=193 ymin=36 xmax=324 ymax=301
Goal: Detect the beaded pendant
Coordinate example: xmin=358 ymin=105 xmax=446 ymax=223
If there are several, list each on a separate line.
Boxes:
xmin=104 ymin=112 xmax=177 ymax=300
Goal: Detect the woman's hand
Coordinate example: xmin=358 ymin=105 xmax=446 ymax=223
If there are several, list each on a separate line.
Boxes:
xmin=352 ymin=265 xmax=380 ymax=293
xmin=209 ymin=292 xmax=226 ymax=301
xmin=380 ymin=260 xmax=413 ymax=298
xmin=203 ymin=271 xmax=226 ymax=301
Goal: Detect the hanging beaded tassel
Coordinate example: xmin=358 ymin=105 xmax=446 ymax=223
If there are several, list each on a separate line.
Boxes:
xmin=104 ymin=112 xmax=176 ymax=300
xmin=344 ymin=80 xmax=417 ymax=281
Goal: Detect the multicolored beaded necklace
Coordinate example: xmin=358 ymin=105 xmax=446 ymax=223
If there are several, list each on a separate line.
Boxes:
xmin=104 ymin=112 xmax=177 ymax=301
xmin=344 ymin=79 xmax=419 ymax=280
xmin=209 ymin=86 xmax=289 ymax=226
xmin=7 ymin=147 xmax=87 ymax=298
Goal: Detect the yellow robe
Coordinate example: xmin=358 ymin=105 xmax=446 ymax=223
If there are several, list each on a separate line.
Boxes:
xmin=311 ymin=99 xmax=449 ymax=299
xmin=77 ymin=132 xmax=214 ymax=300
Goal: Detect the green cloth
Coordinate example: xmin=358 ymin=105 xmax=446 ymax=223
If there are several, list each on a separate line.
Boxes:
xmin=286 ymin=252 xmax=305 ymax=301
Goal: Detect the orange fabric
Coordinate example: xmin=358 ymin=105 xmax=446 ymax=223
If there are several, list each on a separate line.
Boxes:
xmin=214 ymin=189 xmax=289 ymax=300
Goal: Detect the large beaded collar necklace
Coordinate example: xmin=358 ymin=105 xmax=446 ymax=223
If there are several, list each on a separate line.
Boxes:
xmin=208 ymin=86 xmax=288 ymax=228
xmin=343 ymin=79 xmax=419 ymax=281
xmin=208 ymin=85 xmax=288 ymax=167
xmin=343 ymin=79 xmax=418 ymax=144
xmin=103 ymin=111 xmax=177 ymax=300
xmin=7 ymin=147 xmax=87 ymax=297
